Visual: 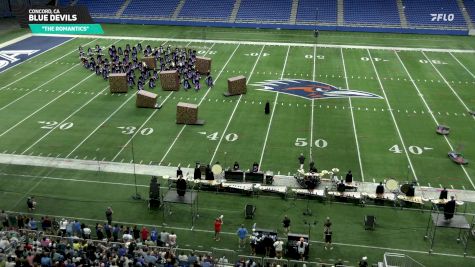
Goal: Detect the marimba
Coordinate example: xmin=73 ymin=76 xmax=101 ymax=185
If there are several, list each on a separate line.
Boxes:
xmin=257 ymin=185 xmax=288 ymax=198
xmin=292 ymin=188 xmax=325 ymax=197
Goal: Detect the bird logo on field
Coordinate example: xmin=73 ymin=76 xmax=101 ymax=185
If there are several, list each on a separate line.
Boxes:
xmin=253 ymin=79 xmax=383 ymax=100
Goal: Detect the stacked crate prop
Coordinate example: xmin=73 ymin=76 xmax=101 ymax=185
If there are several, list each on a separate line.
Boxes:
xmin=196 ymin=56 xmax=212 ymax=74
xmin=224 ymin=75 xmax=246 ymax=96
xmin=176 ymin=102 xmax=204 ymax=125
xmin=160 ymin=70 xmax=180 ymax=91
xmin=109 ymin=73 xmax=128 ymax=93
xmin=136 ymin=90 xmax=160 ymax=109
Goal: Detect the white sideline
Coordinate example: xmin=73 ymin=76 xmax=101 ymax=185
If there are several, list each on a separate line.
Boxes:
xmin=0 ymin=38 xmax=97 ymax=91
xmin=258 ymin=45 xmax=290 ymax=168
xmin=421 ymin=51 xmax=474 ymax=121
xmin=0 ymin=33 xmax=32 ymax=49
xmin=209 ymin=44 xmax=266 ymax=164
xmin=309 ymin=45 xmax=316 ymax=161
xmin=340 ymin=48 xmax=365 ymax=181
xmin=33 ymin=33 xmax=475 ymax=53
xmin=394 ymin=52 xmax=475 ymax=189
xmin=0 ymin=73 xmax=96 ymax=138
xmin=158 ymin=43 xmax=238 ymax=165
xmin=367 ymin=49 xmax=418 ymax=181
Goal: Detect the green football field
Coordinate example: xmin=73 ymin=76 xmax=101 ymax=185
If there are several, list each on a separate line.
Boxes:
xmin=1 ymin=24 xmax=475 ymax=266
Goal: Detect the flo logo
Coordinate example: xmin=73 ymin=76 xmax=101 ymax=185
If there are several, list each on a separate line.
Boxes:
xmin=0 ymin=50 xmax=39 ymax=70
xmin=253 ymin=79 xmax=382 ymax=100
xmin=430 ymin=13 xmax=455 ymax=22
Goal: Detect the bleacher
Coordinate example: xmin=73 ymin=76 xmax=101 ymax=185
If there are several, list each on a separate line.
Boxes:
xmin=344 ymin=0 xmax=400 ymax=26
xmin=74 ymin=0 xmax=124 ymax=17
xmin=178 ymin=0 xmax=235 ymax=21
xmin=402 ymin=0 xmax=466 ymax=28
xmin=236 ymin=0 xmax=292 ymax=22
xmin=464 ymin=0 xmax=475 ymax=24
xmin=56 ymin=0 xmax=472 ymax=33
xmin=122 ymin=0 xmax=179 ymax=18
xmin=296 ymin=0 xmax=337 ymax=24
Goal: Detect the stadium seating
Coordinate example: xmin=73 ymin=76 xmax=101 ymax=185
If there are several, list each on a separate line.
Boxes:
xmin=60 ymin=0 xmax=471 ymax=32
xmin=178 ymin=0 xmax=235 ymax=20
xmin=402 ymin=0 xmax=466 ymax=28
xmin=296 ymin=0 xmax=337 ymax=24
xmin=464 ymin=0 xmax=475 ymax=24
xmin=122 ymin=0 xmax=179 ymax=18
xmin=236 ymin=0 xmax=292 ymax=22
xmin=344 ymin=0 xmax=400 ymax=26
xmin=74 ymin=0 xmax=124 ymax=17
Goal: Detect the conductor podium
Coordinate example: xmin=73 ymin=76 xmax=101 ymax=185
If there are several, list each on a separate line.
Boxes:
xmin=109 ymin=73 xmax=128 ymax=93
xmin=136 ymin=90 xmax=160 ymax=109
xmin=196 ymin=56 xmax=212 ymax=74
xmin=225 ymin=75 xmax=246 ymax=96
xmin=176 ymin=102 xmax=205 ymax=125
xmin=160 ymin=70 xmax=180 ymax=91
xmin=142 ymin=57 xmax=156 ymax=69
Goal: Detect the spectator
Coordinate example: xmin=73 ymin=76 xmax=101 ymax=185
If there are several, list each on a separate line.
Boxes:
xmin=0 ymin=210 xmax=8 ymax=230
xmin=105 ymin=207 xmax=113 ymax=225
xmin=141 ymin=226 xmax=149 ymax=242
xmin=236 ymin=224 xmax=248 ymax=249
xmin=168 ymin=232 xmax=177 ymax=247
xmin=359 ymin=256 xmax=368 ymax=267
xmin=159 ymin=230 xmax=169 ymax=246
xmin=214 ymin=216 xmax=223 ymax=241
xmin=282 ymin=215 xmax=291 ymax=234
xmin=26 ymin=197 xmax=36 ymax=211
xmin=273 ymin=239 xmax=284 ymax=259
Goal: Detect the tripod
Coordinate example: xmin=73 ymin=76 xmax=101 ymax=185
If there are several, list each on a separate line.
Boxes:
xmin=303 ymin=193 xmax=312 ymax=216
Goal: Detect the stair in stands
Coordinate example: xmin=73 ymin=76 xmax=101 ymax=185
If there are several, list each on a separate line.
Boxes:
xmin=116 ymin=0 xmax=131 ymax=18
xmin=172 ymin=0 xmax=186 ymax=19
xmin=458 ymin=0 xmax=474 ymax=29
xmin=396 ymin=0 xmax=408 ymax=28
xmin=289 ymin=0 xmax=299 ymax=24
xmin=337 ymin=0 xmax=344 ymax=26
xmin=229 ymin=0 xmax=242 ymax=23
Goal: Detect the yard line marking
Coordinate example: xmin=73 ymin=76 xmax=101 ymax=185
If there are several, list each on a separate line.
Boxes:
xmin=367 ymin=49 xmax=418 ymax=181
xmin=111 ymin=92 xmax=173 ymax=161
xmin=395 ymin=52 xmax=475 ymax=189
xmin=449 ymin=52 xmax=475 ymax=79
xmin=309 ymin=45 xmax=316 ymax=161
xmin=159 ymin=43 xmax=240 ymax=164
xmin=0 ymin=65 xmax=83 ymax=112
xmin=65 ymin=93 xmax=137 ymax=158
xmin=112 ymin=41 xmax=209 ymax=162
xmin=0 ymin=38 xmax=96 ymax=90
xmin=341 ymin=48 xmax=364 ymax=182
xmin=21 ymin=85 xmax=110 ymax=154
xmin=421 ymin=51 xmax=474 ymax=121
xmin=259 ymin=45 xmax=291 ymax=168
xmin=0 ymin=73 xmax=96 ymax=139
xmin=209 ymin=45 xmax=265 ymax=164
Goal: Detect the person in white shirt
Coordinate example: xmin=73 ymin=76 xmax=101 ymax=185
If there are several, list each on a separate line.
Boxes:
xmin=168 ymin=232 xmax=177 ymax=247
xmin=273 ymin=239 xmax=284 ymax=259
xmin=296 ymin=237 xmax=308 ymax=260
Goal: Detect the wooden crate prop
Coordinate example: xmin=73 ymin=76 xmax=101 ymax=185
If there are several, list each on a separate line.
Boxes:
xmin=109 ymin=73 xmax=128 ymax=93
xmin=136 ymin=90 xmax=159 ymax=109
xmin=176 ymin=102 xmax=205 ymax=125
xmin=196 ymin=56 xmax=212 ymax=74
xmin=225 ymin=75 xmax=246 ymax=96
xmin=142 ymin=57 xmax=156 ymax=69
xmin=160 ymin=70 xmax=180 ymax=91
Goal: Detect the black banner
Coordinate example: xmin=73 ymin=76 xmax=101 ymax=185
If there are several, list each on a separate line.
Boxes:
xmin=13 ymin=4 xmax=93 ymax=28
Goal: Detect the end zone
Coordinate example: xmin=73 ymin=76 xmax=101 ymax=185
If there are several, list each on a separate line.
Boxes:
xmin=0 ymin=35 xmax=73 ymax=74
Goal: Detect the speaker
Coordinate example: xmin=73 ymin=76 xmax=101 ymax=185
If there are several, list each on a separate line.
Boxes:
xmin=364 ymin=215 xmax=375 ymax=230
xmin=149 ymin=176 xmax=160 ymax=199
xmin=245 ymin=204 xmax=256 ymax=219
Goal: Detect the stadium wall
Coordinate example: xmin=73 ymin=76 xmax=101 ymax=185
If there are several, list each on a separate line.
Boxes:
xmin=94 ymin=18 xmax=469 ymax=36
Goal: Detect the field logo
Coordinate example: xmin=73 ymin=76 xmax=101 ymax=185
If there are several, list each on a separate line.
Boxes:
xmin=254 ymin=79 xmax=383 ymax=100
xmin=431 ymin=13 xmax=454 ymax=22
xmin=0 ymin=50 xmax=39 ymax=70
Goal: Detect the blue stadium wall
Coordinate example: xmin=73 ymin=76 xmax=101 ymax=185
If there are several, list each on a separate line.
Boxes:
xmin=95 ymin=18 xmax=469 ymax=36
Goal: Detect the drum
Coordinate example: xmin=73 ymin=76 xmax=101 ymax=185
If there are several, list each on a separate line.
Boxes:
xmin=400 ymin=184 xmax=411 ymax=194
xmin=385 ymin=179 xmax=399 ymax=191
xmin=211 ymin=164 xmax=223 ymax=175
